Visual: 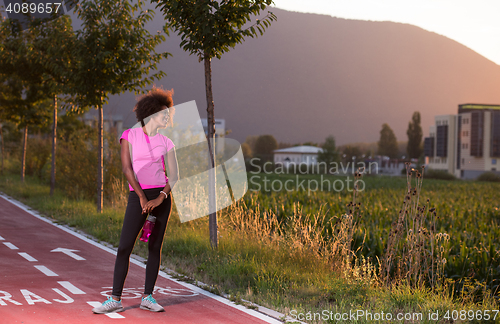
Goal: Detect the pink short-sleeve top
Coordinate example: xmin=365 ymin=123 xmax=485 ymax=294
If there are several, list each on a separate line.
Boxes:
xmin=120 ymin=128 xmax=175 ymax=191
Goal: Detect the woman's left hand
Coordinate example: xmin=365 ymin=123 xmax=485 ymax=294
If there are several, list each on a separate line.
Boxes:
xmin=142 ymin=196 xmax=164 ymax=214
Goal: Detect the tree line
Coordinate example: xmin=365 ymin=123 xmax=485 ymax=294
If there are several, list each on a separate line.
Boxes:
xmin=0 ymin=0 xmax=276 ymax=249
xmin=243 ymin=111 xmax=424 ymax=166
xmin=0 ymin=0 xmax=167 ymax=213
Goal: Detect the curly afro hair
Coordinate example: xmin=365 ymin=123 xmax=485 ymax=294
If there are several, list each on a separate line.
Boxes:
xmin=134 ymin=87 xmax=174 ymax=123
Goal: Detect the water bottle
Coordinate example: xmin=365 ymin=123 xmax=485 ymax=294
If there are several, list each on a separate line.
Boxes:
xmin=140 ymin=214 xmax=156 ymax=242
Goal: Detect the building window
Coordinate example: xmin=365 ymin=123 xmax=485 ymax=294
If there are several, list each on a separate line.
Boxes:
xmin=424 ymin=137 xmax=434 ymax=157
xmin=436 ymin=125 xmax=448 ymax=157
xmin=491 ymin=111 xmax=500 ymax=157
xmin=470 ymin=111 xmax=484 ymax=157
xmin=493 ymin=159 xmax=497 ymax=165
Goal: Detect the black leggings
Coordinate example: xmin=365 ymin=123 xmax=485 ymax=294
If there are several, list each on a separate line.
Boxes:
xmin=112 ymin=188 xmax=171 ymax=297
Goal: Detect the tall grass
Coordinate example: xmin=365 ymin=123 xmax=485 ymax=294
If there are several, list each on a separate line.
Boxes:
xmin=247 ymin=171 xmax=500 ymax=305
xmin=381 ymin=164 xmax=452 ymax=292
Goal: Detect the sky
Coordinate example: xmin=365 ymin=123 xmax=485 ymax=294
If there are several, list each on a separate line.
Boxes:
xmin=1 ymin=0 xmax=498 ymax=65
xmin=272 ymin=0 xmax=500 ymax=66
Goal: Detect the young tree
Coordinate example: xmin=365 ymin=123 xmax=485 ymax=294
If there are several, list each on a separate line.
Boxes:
xmin=317 ymin=135 xmax=339 ymax=165
xmin=377 ymin=123 xmax=399 ymax=159
xmin=0 ymin=74 xmax=6 ymax=175
xmin=241 ymin=142 xmax=252 ymax=159
xmin=245 ymin=135 xmax=259 ymax=153
xmin=406 ymin=111 xmax=423 ymax=159
xmin=0 ymin=20 xmax=53 ymax=182
xmin=0 ymin=79 xmax=52 ymax=182
xmin=25 ymin=15 xmax=76 ymax=195
xmin=254 ymin=134 xmax=278 ymax=162
xmin=70 ymin=0 xmax=169 ymax=212
xmin=0 ymin=123 xmax=3 ymax=174
xmin=342 ymin=145 xmax=362 ymax=163
xmin=152 ymin=0 xmax=277 ymax=248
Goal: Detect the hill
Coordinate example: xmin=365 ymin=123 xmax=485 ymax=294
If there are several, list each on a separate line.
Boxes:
xmin=92 ymin=7 xmax=500 ymax=145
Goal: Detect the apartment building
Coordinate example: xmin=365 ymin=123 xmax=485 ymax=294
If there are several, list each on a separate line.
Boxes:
xmin=424 ymin=104 xmax=500 ymax=179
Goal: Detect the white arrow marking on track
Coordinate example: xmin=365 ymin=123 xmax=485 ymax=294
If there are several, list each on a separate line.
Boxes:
xmin=34 ymin=265 xmax=59 ymax=277
xmin=87 ymin=302 xmax=125 ymax=318
xmin=0 ymin=235 xmax=4 ymax=240
xmin=50 ymin=248 xmax=86 ymax=260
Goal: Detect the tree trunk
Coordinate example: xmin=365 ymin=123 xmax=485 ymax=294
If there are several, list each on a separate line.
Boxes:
xmin=97 ymin=100 xmax=104 ymax=213
xmin=21 ymin=125 xmax=28 ymax=183
xmin=204 ymin=55 xmax=218 ymax=249
xmin=0 ymin=124 xmax=4 ymax=175
xmin=50 ymin=96 xmax=57 ymax=196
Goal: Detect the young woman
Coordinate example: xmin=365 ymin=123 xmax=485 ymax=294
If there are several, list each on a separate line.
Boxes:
xmin=93 ymin=88 xmax=178 ymax=314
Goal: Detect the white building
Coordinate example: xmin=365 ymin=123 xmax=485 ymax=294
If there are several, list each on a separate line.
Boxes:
xmin=424 ymin=104 xmax=500 ymax=179
xmin=273 ymin=146 xmax=323 ymax=166
xmin=371 ymin=156 xmax=415 ymax=176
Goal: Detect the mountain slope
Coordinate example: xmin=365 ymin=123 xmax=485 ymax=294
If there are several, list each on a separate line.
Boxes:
xmin=98 ymin=7 xmax=500 ymax=145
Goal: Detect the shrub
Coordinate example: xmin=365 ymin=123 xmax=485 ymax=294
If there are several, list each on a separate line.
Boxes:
xmin=423 ymin=168 xmax=456 ymax=180
xmin=476 ymin=171 xmax=500 ymax=182
xmin=26 ymin=136 xmax=51 ymax=179
xmin=56 ymin=128 xmax=98 ymax=200
xmin=55 ymin=126 xmax=124 ymax=203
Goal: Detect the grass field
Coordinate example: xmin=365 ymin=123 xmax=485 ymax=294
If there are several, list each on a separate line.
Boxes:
xmin=1 ymin=169 xmax=499 ymax=323
xmin=247 ymin=171 xmax=500 ymax=295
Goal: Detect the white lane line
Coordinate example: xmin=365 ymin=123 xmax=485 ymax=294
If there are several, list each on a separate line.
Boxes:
xmin=87 ymin=302 xmax=125 ymax=319
xmin=58 ymin=281 xmax=86 ymax=295
xmin=3 ymin=242 xmax=19 ymax=250
xmin=34 ymin=265 xmax=59 ymax=277
xmin=18 ymin=252 xmax=38 ymax=262
xmin=0 ymin=235 xmax=4 ymax=240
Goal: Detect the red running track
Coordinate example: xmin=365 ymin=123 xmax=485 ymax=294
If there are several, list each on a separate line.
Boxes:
xmin=0 ymin=193 xmax=281 ymax=324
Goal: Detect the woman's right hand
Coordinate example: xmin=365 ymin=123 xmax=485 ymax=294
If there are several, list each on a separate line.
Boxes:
xmin=139 ymin=196 xmax=149 ymax=214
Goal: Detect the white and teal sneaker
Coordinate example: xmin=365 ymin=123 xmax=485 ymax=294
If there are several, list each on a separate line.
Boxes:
xmin=92 ymin=297 xmax=124 ymax=314
xmin=140 ymin=294 xmax=164 ymax=312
